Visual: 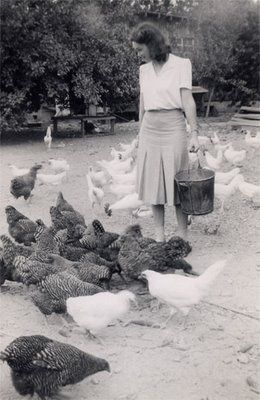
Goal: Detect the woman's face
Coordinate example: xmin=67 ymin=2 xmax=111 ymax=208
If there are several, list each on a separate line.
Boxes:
xmin=132 ymin=42 xmax=151 ymax=63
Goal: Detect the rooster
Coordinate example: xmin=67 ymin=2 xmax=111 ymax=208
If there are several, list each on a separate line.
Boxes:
xmin=0 ymin=335 xmax=110 ymax=399
xmin=140 ymin=259 xmax=227 ymax=328
xmin=10 ymin=164 xmax=42 ymax=201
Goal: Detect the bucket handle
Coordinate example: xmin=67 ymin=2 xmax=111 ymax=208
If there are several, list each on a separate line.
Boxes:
xmin=188 ymin=149 xmax=202 ymax=174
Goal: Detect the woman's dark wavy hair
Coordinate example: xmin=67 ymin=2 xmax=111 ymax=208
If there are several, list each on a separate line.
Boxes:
xmin=130 ymin=22 xmax=170 ymax=62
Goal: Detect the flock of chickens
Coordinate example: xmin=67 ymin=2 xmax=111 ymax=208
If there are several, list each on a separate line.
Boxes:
xmin=1 ymin=126 xmax=259 ymax=399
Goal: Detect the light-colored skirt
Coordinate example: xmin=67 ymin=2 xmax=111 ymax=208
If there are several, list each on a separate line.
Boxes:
xmin=136 ymin=109 xmax=188 ymax=206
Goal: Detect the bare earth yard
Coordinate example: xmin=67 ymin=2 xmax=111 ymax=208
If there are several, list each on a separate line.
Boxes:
xmin=0 ymin=120 xmax=259 ymax=400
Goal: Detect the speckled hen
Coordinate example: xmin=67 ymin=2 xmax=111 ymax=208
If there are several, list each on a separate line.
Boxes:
xmin=0 ymin=335 xmax=110 ymax=399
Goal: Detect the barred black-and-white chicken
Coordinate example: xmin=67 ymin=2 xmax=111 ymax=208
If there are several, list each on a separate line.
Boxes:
xmin=0 ymin=335 xmax=110 ymax=398
xmin=31 ymin=272 xmax=104 ymax=315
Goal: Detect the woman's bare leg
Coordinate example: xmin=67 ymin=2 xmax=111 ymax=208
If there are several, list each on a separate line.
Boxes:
xmin=175 ymin=205 xmax=188 ymax=239
xmin=151 ymin=204 xmax=165 ymax=242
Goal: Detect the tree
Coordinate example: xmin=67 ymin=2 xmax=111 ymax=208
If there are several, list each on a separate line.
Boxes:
xmin=190 ymin=0 xmax=259 ymax=115
xmin=0 ymin=0 xmax=139 ymax=130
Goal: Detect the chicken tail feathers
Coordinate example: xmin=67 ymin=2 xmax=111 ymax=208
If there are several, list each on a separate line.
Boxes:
xmin=197 ymin=259 xmax=227 ymax=290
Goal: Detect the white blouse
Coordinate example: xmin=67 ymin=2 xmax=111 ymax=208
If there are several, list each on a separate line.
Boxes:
xmin=139 ymin=54 xmax=192 ymax=111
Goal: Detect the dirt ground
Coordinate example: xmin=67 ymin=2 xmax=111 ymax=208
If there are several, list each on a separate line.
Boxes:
xmin=0 ymin=119 xmax=259 ymax=400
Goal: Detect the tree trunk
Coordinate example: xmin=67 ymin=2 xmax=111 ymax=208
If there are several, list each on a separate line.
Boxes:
xmin=205 ymin=86 xmax=215 ymax=118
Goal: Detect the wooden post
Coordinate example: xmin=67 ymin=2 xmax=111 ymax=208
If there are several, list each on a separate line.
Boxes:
xmin=53 ymin=118 xmax=58 ymax=136
xmin=110 ymin=118 xmax=115 ymax=134
xmin=81 ymin=119 xmax=85 ymax=137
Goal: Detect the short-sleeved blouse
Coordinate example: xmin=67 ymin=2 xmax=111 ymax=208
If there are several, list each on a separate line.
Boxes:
xmin=139 ymin=54 xmax=192 ymax=111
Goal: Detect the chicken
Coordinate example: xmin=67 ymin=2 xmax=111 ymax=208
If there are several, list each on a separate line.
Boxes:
xmin=50 ymin=206 xmax=85 ymax=239
xmin=0 ymin=335 xmax=110 ymax=399
xmin=210 ymin=131 xmax=220 ymax=145
xmin=119 ymin=137 xmax=138 ymax=152
xmin=71 ymin=261 xmax=120 ymax=290
xmin=111 ymin=139 xmax=137 ymax=161
xmin=5 ymin=206 xmax=37 ymax=246
xmin=44 ymin=125 xmax=52 ymax=149
xmin=197 ymin=135 xmax=211 ymax=146
xmin=88 ymin=166 xmax=108 ymax=188
xmin=48 ymin=158 xmax=70 ymax=172
xmin=238 ymin=179 xmax=260 ymax=198
xmin=86 ymin=173 xmax=104 ymax=208
xmin=224 ymin=145 xmax=246 ymax=165
xmin=67 ymin=290 xmax=136 ymax=335
xmin=37 ymin=171 xmax=67 ymax=185
xmin=97 ymin=157 xmax=134 ymax=175
xmin=214 ymin=167 xmax=240 ymax=184
xmin=110 ymin=169 xmax=137 ymax=188
xmin=31 ymin=272 xmax=104 ymax=315
xmin=13 ymin=255 xmax=68 ymax=286
xmin=0 ymin=250 xmax=8 ymax=286
xmin=104 ymin=192 xmax=143 ymax=217
xmin=56 ymin=192 xmax=86 ymax=226
xmin=8 ymin=165 xmax=29 ymax=176
xmin=214 ymin=142 xmax=232 ymax=152
xmin=140 ymin=259 xmax=227 ymax=327
xmin=215 ymin=174 xmax=243 ymax=212
xmin=109 ymin=182 xmax=135 ymax=199
xmin=34 ymin=219 xmax=60 ymax=261
xmin=79 ymin=220 xmax=119 ymax=264
xmin=113 ymin=225 xmax=193 ymax=280
xmin=10 ymin=164 xmax=42 ymax=201
xmin=244 ymin=130 xmax=260 ymax=149
xmin=0 ymin=235 xmax=34 ymax=279
xmin=204 ymin=149 xmax=223 ymax=170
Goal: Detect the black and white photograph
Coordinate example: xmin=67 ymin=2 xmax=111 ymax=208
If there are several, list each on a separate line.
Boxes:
xmin=0 ymin=1 xmax=259 ymax=399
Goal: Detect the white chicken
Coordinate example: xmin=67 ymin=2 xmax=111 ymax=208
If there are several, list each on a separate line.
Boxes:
xmin=214 ymin=167 xmax=240 ymax=184
xmin=109 ymin=182 xmax=135 ymax=199
xmin=88 ymin=166 xmax=108 ymax=188
xmin=204 ymin=149 xmax=223 ymax=170
xmin=210 ymin=131 xmax=220 ymax=145
xmin=244 ymin=130 xmax=260 ymax=149
xmin=37 ymin=171 xmax=67 ymax=185
xmin=97 ymin=157 xmax=134 ymax=175
xmin=48 ymin=158 xmax=70 ymax=172
xmin=44 ymin=125 xmax=52 ymax=149
xmin=108 ymin=166 xmax=137 ymax=186
xmin=224 ymin=145 xmax=246 ymax=165
xmin=104 ymin=192 xmax=143 ymax=216
xmin=119 ymin=137 xmax=138 ymax=152
xmin=66 ymin=290 xmax=136 ymax=336
xmin=197 ymin=135 xmax=211 ymax=146
xmin=214 ymin=142 xmax=231 ymax=152
xmin=86 ymin=173 xmax=104 ymax=208
xmin=140 ymin=259 xmax=226 ymax=328
xmin=215 ymin=174 xmax=243 ymax=212
xmin=238 ymin=177 xmax=260 ymax=198
xmin=8 ymin=165 xmax=30 ymax=176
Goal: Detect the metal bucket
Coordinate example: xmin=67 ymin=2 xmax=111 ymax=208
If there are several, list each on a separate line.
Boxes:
xmin=175 ymin=167 xmax=215 ymax=215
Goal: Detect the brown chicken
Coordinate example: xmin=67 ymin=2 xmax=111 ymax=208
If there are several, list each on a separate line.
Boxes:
xmin=5 ymin=206 xmax=37 ymax=246
xmin=10 ymin=164 xmax=42 ymax=200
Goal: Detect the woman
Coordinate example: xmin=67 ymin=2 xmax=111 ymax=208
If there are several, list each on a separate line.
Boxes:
xmin=131 ymin=22 xmax=200 ymax=242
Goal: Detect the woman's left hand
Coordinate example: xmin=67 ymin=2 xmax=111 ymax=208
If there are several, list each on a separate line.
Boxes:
xmin=188 ymin=135 xmax=200 ymax=153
